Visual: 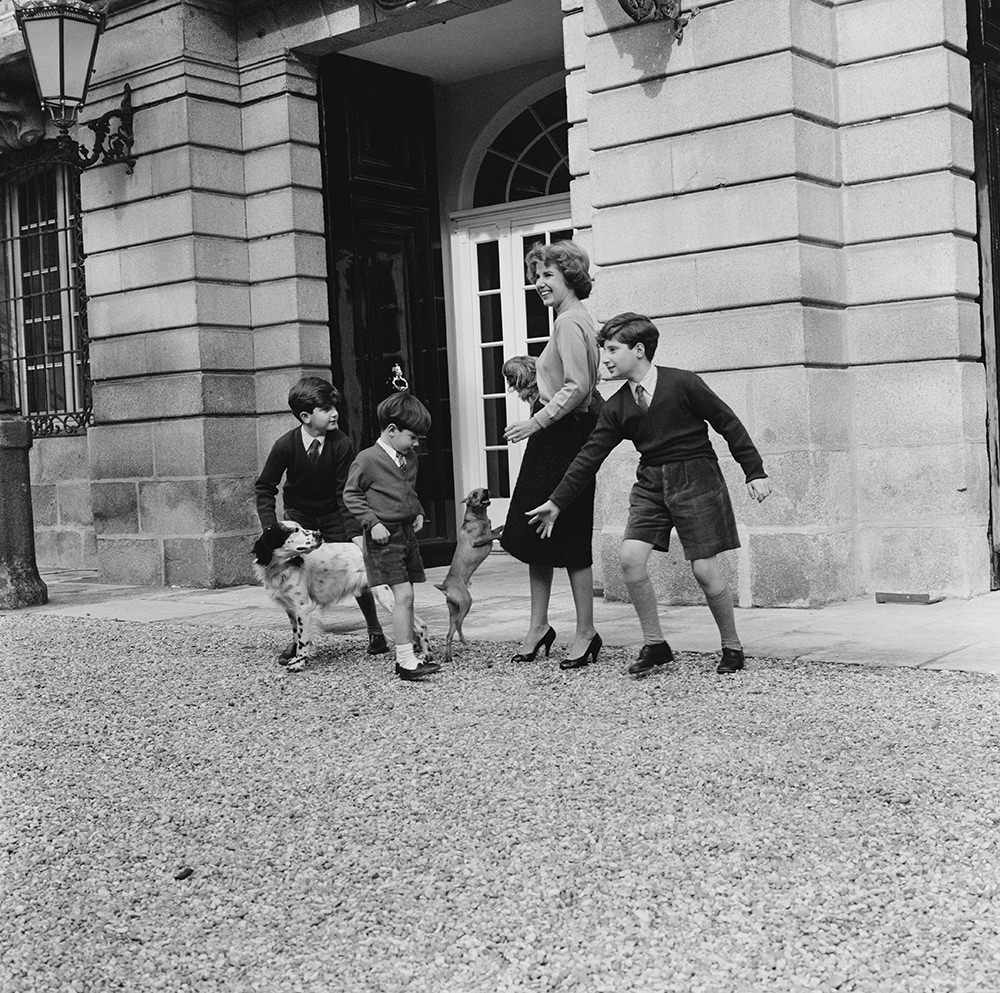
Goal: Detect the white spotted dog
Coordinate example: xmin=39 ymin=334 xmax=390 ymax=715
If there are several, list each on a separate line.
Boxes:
xmin=252 ymin=521 xmax=431 ymax=672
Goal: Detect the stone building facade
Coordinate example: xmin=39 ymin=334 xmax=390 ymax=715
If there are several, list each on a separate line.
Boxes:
xmin=0 ymin=0 xmax=995 ymax=607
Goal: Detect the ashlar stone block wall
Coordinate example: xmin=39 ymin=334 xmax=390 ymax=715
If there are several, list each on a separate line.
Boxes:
xmin=79 ymin=0 xmax=330 ymax=586
xmin=566 ymin=0 xmax=989 ymax=605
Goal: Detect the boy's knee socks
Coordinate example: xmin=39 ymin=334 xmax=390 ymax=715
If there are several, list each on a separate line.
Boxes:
xmin=625 ymin=577 xmax=665 ymax=644
xmin=705 ymin=585 xmax=741 ymax=650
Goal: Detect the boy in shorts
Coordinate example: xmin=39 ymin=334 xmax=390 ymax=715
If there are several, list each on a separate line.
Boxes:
xmin=344 ymin=392 xmax=441 ymax=681
xmin=528 ymin=312 xmax=772 ymax=676
xmin=255 ymin=376 xmax=388 ymax=661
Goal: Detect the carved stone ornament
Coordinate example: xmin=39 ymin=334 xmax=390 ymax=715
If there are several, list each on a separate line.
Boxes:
xmin=0 ymin=84 xmax=46 ymax=152
xmin=617 ymin=0 xmax=699 ymax=41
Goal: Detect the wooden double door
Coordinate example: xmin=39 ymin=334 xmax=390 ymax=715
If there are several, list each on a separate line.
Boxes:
xmin=319 ymin=55 xmax=455 ymax=566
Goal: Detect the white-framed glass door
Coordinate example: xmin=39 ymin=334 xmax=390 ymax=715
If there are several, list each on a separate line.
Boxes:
xmin=450 ymin=195 xmax=572 ymax=525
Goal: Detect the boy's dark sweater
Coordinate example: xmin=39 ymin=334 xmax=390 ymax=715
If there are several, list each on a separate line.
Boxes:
xmin=550 ymin=366 xmax=767 ymax=510
xmin=255 ymin=427 xmax=361 ymax=539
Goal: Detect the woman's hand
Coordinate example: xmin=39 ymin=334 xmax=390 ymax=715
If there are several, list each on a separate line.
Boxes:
xmin=747 ymin=478 xmax=772 ymax=503
xmin=504 ymin=418 xmax=541 ymax=444
xmin=527 ymin=500 xmax=560 ymax=538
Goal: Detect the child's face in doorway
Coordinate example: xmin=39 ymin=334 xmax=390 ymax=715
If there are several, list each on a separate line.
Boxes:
xmin=385 ymin=425 xmax=420 ymax=456
xmin=300 ymin=405 xmax=338 ymax=436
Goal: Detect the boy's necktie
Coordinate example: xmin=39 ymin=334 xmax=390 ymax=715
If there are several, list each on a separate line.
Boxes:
xmin=396 ymin=453 xmax=406 ymax=470
xmin=635 ymin=385 xmax=649 ymax=412
xmin=307 ymin=439 xmax=320 ymax=465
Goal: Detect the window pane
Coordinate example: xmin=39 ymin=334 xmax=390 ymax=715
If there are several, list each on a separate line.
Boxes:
xmin=552 ymin=228 xmax=573 ymax=244
xmin=534 ymin=89 xmax=568 ymax=128
xmin=473 ymin=150 xmax=511 ymax=208
xmin=486 ymin=449 xmax=511 ymax=498
xmin=548 ymin=162 xmax=570 ymax=197
xmin=509 ymin=165 xmax=547 ymax=202
xmin=494 ymin=109 xmax=540 ymax=160
xmin=525 ymin=289 xmax=548 ymax=338
xmin=481 ymin=344 xmax=505 ymax=395
xmin=476 ymin=241 xmax=500 ymax=291
xmin=479 ymin=294 xmax=503 ymax=343
xmin=527 ymin=339 xmax=546 ymax=358
xmin=483 ymin=397 xmax=507 ymax=446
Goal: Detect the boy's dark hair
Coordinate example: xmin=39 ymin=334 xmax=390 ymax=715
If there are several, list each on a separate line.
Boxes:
xmin=377 ymin=392 xmax=432 ymax=435
xmin=288 ymin=377 xmax=340 ymax=420
xmin=598 ymin=312 xmax=659 ymax=360
xmin=524 ymin=240 xmax=593 ymax=300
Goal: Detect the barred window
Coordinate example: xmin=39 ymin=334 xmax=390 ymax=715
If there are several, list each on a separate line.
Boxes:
xmin=0 ymin=155 xmax=90 ymax=435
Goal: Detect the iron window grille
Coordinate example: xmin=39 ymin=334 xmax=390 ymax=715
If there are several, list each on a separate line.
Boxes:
xmin=0 ymin=139 xmax=91 ymax=436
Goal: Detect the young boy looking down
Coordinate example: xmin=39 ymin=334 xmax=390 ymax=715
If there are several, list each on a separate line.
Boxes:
xmin=344 ymin=392 xmax=441 ymax=682
xmin=528 ymin=312 xmax=772 ymax=676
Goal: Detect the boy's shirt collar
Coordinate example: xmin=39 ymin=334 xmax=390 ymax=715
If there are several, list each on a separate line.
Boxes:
xmin=630 ymin=365 xmax=658 ymax=402
xmin=376 ymin=438 xmax=399 ymax=463
xmin=300 ymin=426 xmax=324 ymax=453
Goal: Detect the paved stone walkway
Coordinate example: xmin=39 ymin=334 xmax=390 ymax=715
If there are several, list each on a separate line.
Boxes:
xmin=12 ymin=554 xmax=999 ymax=675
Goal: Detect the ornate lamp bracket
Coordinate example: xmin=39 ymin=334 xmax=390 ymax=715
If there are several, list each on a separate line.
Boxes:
xmin=617 ymin=0 xmax=699 ymax=42
xmin=66 ymin=82 xmax=135 ymax=174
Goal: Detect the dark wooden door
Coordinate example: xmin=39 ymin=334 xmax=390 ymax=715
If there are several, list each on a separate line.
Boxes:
xmin=320 ymin=54 xmax=456 ymax=565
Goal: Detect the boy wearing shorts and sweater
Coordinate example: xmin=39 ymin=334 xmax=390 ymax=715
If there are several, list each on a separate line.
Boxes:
xmin=344 ymin=392 xmax=441 ymax=681
xmin=529 ymin=312 xmax=772 ymax=676
xmin=255 ymin=376 xmax=388 ymax=661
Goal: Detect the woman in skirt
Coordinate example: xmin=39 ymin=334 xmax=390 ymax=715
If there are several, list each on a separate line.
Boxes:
xmin=501 ymin=240 xmax=603 ymax=670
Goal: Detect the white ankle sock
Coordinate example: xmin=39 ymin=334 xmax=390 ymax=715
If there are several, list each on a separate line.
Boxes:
xmin=395 ymin=643 xmax=418 ymax=669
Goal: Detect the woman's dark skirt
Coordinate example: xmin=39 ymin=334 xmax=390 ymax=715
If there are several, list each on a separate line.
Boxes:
xmin=500 ymin=408 xmax=599 ymax=568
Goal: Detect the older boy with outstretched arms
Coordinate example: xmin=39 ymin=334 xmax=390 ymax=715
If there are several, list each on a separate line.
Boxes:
xmin=529 ymin=312 xmax=772 ymax=676
xmin=255 ymin=376 xmax=388 ymax=662
xmin=344 ymin=392 xmax=441 ymax=681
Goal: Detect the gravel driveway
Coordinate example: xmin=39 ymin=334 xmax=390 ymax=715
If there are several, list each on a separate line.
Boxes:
xmin=2 ymin=614 xmax=999 ymax=993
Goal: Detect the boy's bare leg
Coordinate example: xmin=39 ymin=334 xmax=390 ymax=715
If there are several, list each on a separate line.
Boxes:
xmin=691 ymin=555 xmax=741 ymax=650
xmin=390 ymin=580 xmax=418 ymax=668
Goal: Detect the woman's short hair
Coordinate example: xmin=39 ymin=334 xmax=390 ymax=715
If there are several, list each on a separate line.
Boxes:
xmin=502 ymin=355 xmax=538 ymax=403
xmin=597 ymin=312 xmax=659 ymax=360
xmin=524 ymin=240 xmax=593 ymax=300
xmin=377 ymin=391 xmax=432 ymax=435
xmin=288 ymin=376 xmax=340 ymax=419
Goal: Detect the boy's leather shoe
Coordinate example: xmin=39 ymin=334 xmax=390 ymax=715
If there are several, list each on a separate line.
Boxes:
xmin=367 ymin=631 xmax=389 ymax=655
xmin=395 ymin=661 xmax=441 ymax=680
xmin=628 ymin=641 xmax=674 ymax=675
xmin=717 ymin=648 xmax=745 ymax=674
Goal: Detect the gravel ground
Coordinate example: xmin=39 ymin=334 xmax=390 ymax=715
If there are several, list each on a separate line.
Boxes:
xmin=2 ymin=614 xmax=999 ymax=993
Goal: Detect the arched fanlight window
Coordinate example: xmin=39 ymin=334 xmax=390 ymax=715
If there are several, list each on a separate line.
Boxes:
xmin=473 ymin=89 xmax=569 ymax=208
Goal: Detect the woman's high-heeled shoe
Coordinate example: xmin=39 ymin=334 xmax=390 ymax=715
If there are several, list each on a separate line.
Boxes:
xmin=559 ymin=633 xmax=602 ymax=670
xmin=510 ymin=626 xmax=556 ymax=663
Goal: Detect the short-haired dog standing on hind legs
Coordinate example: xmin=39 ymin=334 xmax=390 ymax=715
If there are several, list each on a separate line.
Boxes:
xmin=434 ymin=488 xmax=504 ymax=663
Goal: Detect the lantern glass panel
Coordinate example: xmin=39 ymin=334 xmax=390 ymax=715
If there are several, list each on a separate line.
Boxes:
xmin=21 ymin=19 xmax=62 ymax=100
xmin=60 ymin=18 xmax=100 ymax=105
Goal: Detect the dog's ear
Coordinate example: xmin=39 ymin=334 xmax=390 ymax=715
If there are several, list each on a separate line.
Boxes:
xmin=252 ymin=523 xmax=287 ymax=565
xmin=252 ymin=533 xmax=274 ymax=566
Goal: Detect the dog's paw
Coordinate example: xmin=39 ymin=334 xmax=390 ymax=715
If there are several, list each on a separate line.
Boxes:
xmin=286 ymin=657 xmax=307 ymax=672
